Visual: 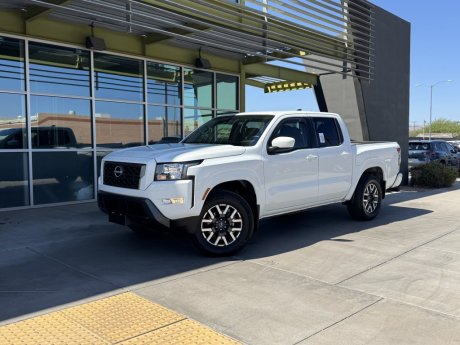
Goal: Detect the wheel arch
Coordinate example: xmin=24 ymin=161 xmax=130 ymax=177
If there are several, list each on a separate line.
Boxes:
xmin=346 ymin=165 xmax=386 ymax=201
xmin=360 ymin=167 xmax=385 ymax=198
xmin=206 ymin=180 xmax=260 ymax=229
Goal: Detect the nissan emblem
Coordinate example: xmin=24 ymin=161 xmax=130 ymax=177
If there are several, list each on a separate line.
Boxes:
xmin=114 ymin=166 xmax=124 ymax=178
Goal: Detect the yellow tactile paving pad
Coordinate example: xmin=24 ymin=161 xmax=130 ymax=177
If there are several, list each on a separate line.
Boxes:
xmin=0 ymin=292 xmax=240 ymax=345
xmin=61 ymin=292 xmax=184 ymax=343
xmin=0 ymin=312 xmax=107 ymax=345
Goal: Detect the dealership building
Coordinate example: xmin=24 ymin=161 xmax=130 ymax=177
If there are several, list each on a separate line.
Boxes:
xmin=0 ymin=0 xmax=410 ymax=210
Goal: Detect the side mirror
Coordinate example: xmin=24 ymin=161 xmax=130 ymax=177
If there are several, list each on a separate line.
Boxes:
xmin=268 ymin=136 xmax=295 ymax=154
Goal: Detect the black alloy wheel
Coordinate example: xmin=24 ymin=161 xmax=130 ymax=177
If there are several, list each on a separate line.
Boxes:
xmin=347 ymin=174 xmax=382 ymax=221
xmin=193 ymin=191 xmax=254 ymax=256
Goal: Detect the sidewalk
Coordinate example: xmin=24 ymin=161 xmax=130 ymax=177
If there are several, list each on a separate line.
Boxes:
xmin=1 ymin=182 xmax=459 ymax=344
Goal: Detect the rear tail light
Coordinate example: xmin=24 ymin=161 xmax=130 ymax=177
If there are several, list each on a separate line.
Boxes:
xmin=397 ymin=147 xmax=401 ymax=165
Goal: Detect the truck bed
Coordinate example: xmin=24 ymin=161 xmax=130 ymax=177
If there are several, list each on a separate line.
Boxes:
xmin=351 ymin=140 xmax=392 ymax=145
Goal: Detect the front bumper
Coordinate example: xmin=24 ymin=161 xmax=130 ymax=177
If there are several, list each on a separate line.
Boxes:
xmin=97 ymin=191 xmax=199 ymax=234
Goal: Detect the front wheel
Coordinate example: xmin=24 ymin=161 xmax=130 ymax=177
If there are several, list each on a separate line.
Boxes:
xmin=192 ymin=191 xmax=254 ymax=256
xmin=347 ymin=175 xmax=382 ymax=221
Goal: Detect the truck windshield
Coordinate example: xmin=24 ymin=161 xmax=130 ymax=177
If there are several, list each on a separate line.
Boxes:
xmin=183 ymin=115 xmax=274 ymax=146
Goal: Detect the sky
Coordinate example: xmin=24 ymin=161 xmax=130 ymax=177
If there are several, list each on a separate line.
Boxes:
xmin=246 ymin=0 xmax=460 ymax=128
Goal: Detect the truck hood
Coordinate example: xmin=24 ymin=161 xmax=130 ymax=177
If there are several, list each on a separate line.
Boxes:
xmin=106 ymin=144 xmax=246 ymax=163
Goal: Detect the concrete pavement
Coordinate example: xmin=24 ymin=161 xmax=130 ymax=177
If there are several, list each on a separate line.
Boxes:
xmin=0 ymin=183 xmax=459 ymax=344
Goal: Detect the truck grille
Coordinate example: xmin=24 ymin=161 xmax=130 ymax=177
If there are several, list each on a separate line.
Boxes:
xmin=103 ymin=161 xmax=144 ymax=189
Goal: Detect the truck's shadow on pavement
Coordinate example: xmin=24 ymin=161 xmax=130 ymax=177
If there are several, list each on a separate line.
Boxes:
xmin=241 ymin=202 xmax=431 ymax=259
xmin=1 ymin=186 xmax=454 ymax=322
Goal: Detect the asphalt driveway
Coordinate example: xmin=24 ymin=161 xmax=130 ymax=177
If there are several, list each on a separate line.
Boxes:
xmin=1 ymin=183 xmax=460 ymax=344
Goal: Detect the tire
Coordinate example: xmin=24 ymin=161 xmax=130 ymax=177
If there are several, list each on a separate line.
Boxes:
xmin=347 ymin=174 xmax=383 ymax=221
xmin=192 ymin=191 xmax=254 ymax=256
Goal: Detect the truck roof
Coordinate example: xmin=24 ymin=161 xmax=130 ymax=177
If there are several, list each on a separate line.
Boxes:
xmin=234 ymin=111 xmax=341 ymax=119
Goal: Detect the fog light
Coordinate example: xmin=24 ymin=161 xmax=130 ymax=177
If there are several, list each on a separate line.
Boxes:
xmin=162 ymin=197 xmax=185 ymax=205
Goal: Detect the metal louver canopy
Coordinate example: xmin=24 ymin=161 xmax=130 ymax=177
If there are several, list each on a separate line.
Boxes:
xmin=14 ymin=0 xmax=374 ymax=80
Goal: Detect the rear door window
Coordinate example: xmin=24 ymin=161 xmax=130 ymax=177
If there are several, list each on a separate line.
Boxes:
xmin=313 ymin=117 xmax=343 ymax=147
xmin=432 ymin=142 xmax=442 ymax=152
xmin=409 ymin=143 xmax=431 ymax=150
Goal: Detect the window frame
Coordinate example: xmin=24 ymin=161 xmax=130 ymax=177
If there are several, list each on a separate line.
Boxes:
xmin=266 ymin=117 xmax=315 ymax=155
xmin=0 ymin=32 xmax=240 ymax=210
xmin=312 ymin=117 xmax=344 ymax=148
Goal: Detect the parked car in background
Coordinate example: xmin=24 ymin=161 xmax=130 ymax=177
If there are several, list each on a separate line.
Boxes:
xmin=409 ymin=140 xmax=460 ymax=171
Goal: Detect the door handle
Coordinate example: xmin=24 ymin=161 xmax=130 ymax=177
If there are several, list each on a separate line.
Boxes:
xmin=306 ymin=154 xmax=318 ymax=161
xmin=340 ymin=151 xmax=351 ymax=156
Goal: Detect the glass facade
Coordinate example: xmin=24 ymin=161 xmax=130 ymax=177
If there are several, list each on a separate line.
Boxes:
xmin=148 ymin=106 xmax=181 ymax=144
xmin=217 ymin=73 xmax=238 ymax=110
xmin=0 ymin=35 xmax=239 ymax=209
xmin=30 ymin=96 xmax=92 ymax=148
xmin=29 ymin=42 xmax=90 ymax=97
xmin=95 ymin=101 xmax=144 ymax=149
xmin=184 ymin=68 xmax=213 ymax=108
xmin=0 ymin=152 xmax=29 ymax=208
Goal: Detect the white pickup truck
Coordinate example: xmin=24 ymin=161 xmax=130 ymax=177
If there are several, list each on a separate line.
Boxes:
xmin=98 ymin=111 xmax=402 ymax=255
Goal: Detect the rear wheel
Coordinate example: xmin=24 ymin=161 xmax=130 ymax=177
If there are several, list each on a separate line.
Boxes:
xmin=192 ymin=191 xmax=254 ymax=256
xmin=347 ymin=175 xmax=382 ymax=220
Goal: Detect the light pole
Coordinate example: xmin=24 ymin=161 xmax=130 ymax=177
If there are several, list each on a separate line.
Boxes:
xmin=417 ymin=80 xmax=454 ymax=141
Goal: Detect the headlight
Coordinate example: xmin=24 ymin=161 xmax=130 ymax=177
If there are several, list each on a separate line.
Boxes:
xmin=155 ymin=161 xmax=201 ymax=181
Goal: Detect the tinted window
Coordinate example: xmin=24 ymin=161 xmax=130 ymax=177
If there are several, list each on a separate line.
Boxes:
xmin=32 ymin=151 xmax=94 ymax=205
xmin=0 ymin=152 xmax=29 ymax=207
xmin=0 ymin=37 xmax=25 ymax=91
xmin=216 ymin=74 xmax=238 ymax=110
xmin=30 ymin=95 xmax=91 ymax=148
xmin=94 ymin=53 xmax=144 ymax=102
xmin=147 ymin=62 xmax=181 ymax=105
xmin=29 ymin=42 xmax=90 ymax=97
xmin=31 ymin=127 xmax=75 ymax=148
xmin=183 ymin=108 xmax=213 ymax=137
xmin=0 ymin=93 xmax=26 ymax=149
xmin=313 ymin=117 xmax=342 ymax=147
xmin=270 ymin=119 xmax=311 ymax=150
xmin=409 ymin=142 xmax=431 ymax=150
xmin=184 ymin=69 xmax=213 ymax=108
xmin=148 ymin=106 xmax=181 ymax=144
xmin=95 ymin=101 xmax=144 ymax=149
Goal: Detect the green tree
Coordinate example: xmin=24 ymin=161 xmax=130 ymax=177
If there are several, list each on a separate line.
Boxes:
xmin=410 ymin=118 xmax=460 ymax=138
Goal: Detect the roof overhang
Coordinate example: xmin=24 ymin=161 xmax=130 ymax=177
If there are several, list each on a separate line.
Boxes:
xmin=0 ymin=0 xmax=374 ymax=86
